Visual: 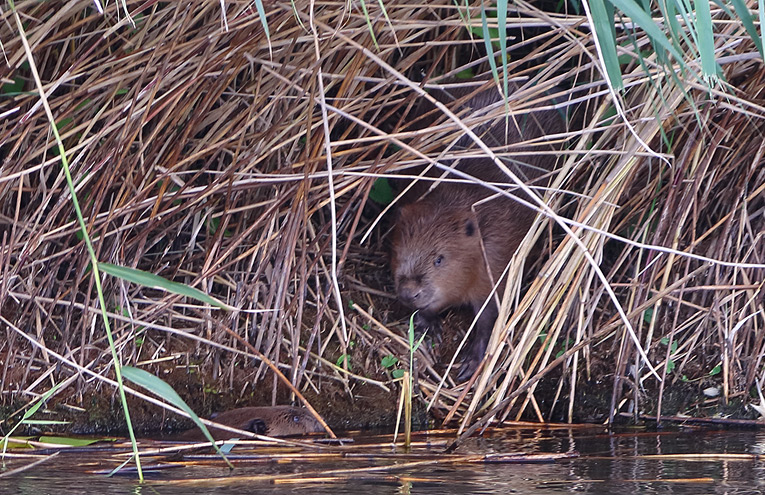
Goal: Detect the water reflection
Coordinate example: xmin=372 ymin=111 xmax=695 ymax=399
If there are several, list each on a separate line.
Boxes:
xmin=4 ymin=428 xmax=765 ymax=494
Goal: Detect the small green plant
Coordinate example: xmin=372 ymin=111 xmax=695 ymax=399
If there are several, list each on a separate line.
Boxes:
xmin=207 ymin=216 xmax=233 ymax=237
xmin=394 ymin=312 xmax=428 ymax=448
xmin=660 ymin=337 xmax=679 ymax=374
xmin=406 ymin=313 xmax=427 ymax=381
xmin=643 ymin=308 xmax=655 ymax=324
xmin=0 ymin=61 xmax=27 ymax=95
xmin=381 ymin=354 xmax=404 ymax=379
xmin=203 ymin=384 xmax=220 ymax=394
xmin=555 ymin=339 xmax=575 ymax=360
xmin=535 ymin=332 xmax=572 ymax=360
xmin=381 ymin=355 xmax=398 ymax=368
xmin=666 ymin=360 xmax=676 ymax=374
xmin=369 ymin=177 xmax=394 ymax=205
xmin=336 ymin=354 xmax=352 ymax=371
xmin=455 ymin=68 xmax=476 ymax=80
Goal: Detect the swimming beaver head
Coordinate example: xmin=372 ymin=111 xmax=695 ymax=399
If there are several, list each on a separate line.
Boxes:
xmin=391 ymin=199 xmax=489 ymax=314
xmin=179 ymin=406 xmax=324 ymax=440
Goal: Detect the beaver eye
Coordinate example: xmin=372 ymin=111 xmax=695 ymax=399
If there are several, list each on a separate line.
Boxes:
xmin=434 ymin=255 xmax=444 ymax=267
xmin=292 ymin=415 xmax=301 ymax=423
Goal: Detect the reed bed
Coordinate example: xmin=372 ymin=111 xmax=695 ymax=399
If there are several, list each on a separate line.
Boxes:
xmin=0 ymin=0 xmax=763 ymax=434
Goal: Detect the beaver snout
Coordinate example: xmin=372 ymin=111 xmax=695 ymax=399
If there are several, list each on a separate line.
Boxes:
xmin=398 ymin=284 xmax=422 ymax=306
xmin=396 ymin=277 xmax=437 ymax=310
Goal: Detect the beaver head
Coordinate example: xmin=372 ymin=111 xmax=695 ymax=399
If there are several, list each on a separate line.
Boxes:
xmin=391 ymin=200 xmax=487 ymax=314
xmin=179 ymin=406 xmax=324 ymax=440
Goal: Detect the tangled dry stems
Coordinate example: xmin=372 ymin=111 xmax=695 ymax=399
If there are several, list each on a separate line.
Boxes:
xmin=0 ymin=0 xmax=762 ymax=429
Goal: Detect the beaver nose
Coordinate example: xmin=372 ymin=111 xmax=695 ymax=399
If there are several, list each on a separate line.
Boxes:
xmin=399 ymin=286 xmax=421 ymax=306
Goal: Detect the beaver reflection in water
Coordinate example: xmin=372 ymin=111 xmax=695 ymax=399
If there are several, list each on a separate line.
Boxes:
xmin=179 ymin=406 xmax=323 ymax=440
xmin=391 ymin=83 xmax=565 ymax=381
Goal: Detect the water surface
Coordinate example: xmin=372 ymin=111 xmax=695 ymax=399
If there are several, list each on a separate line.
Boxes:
xmin=4 ymin=427 xmax=765 ymax=494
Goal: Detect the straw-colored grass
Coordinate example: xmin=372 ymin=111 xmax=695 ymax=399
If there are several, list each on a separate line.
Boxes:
xmin=0 ymin=0 xmax=762 ymax=434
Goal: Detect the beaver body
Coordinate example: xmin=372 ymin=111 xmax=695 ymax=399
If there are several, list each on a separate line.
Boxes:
xmin=179 ymin=406 xmax=323 ymax=440
xmin=391 ymin=83 xmax=565 ymax=380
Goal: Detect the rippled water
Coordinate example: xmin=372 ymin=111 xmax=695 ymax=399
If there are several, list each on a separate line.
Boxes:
xmin=4 ymin=427 xmax=765 ymax=494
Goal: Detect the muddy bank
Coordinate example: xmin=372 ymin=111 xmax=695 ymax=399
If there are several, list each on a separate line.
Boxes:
xmin=1 ymin=328 xmax=756 ymax=438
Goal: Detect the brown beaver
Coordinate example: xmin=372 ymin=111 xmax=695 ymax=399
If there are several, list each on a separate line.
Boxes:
xmin=178 ymin=406 xmax=324 ymax=440
xmin=391 ymin=83 xmax=565 ymax=381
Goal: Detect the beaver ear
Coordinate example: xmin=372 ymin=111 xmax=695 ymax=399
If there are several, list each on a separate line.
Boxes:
xmin=394 ymin=204 xmax=406 ymax=220
xmin=465 ymin=218 xmax=475 ymax=237
xmin=399 ymin=201 xmax=422 ymax=217
xmin=394 ymin=203 xmax=413 ymax=225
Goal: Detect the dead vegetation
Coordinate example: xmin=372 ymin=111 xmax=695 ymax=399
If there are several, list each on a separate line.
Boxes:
xmin=0 ymin=0 xmax=763 ymax=434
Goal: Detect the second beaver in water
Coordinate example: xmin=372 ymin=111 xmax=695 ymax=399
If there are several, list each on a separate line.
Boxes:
xmin=391 ymin=83 xmax=565 ymax=381
xmin=178 ymin=406 xmax=324 ymax=440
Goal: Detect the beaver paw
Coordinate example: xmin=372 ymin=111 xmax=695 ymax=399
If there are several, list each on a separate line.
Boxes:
xmin=413 ymin=312 xmax=442 ymax=344
xmin=456 ymin=355 xmax=479 ymax=382
xmin=456 ymin=339 xmax=487 ymax=382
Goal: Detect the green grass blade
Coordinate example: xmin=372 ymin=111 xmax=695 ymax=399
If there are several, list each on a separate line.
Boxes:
xmin=289 ymin=0 xmax=306 ymax=30
xmin=481 ymin=4 xmax=501 ymax=87
xmin=727 ymin=0 xmax=763 ymax=56
xmin=609 ymin=0 xmax=686 ymax=65
xmin=121 ymin=366 xmax=234 ymax=469
xmin=2 ymin=382 xmax=62 ymax=457
xmin=358 ymin=0 xmax=380 ymax=50
xmin=19 ymin=383 xmax=61 ymax=423
xmin=658 ymin=0 xmax=690 ymax=65
xmin=496 ymin=0 xmax=509 ymax=98
xmin=589 ymin=0 xmax=624 ymax=89
xmin=760 ymin=0 xmax=765 ymax=57
xmin=375 ymin=0 xmax=399 ymax=49
xmin=108 ymin=457 xmax=134 ymax=478
xmin=693 ymin=0 xmax=718 ymax=82
xmin=97 ymin=263 xmax=232 ymax=310
xmin=8 ymin=2 xmax=144 ymax=480
xmin=253 ymin=0 xmax=272 ymax=56
xmin=37 ymin=436 xmax=104 ymax=447
xmin=453 ymin=0 xmax=471 ymax=31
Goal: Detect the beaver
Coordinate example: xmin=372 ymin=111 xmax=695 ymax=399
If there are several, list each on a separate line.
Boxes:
xmin=391 ymin=83 xmax=565 ymax=381
xmin=178 ymin=406 xmax=324 ymax=440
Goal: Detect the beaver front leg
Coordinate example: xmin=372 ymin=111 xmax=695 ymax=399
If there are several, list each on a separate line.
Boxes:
xmin=412 ymin=310 xmax=442 ymax=343
xmin=456 ymin=300 xmax=499 ymax=381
